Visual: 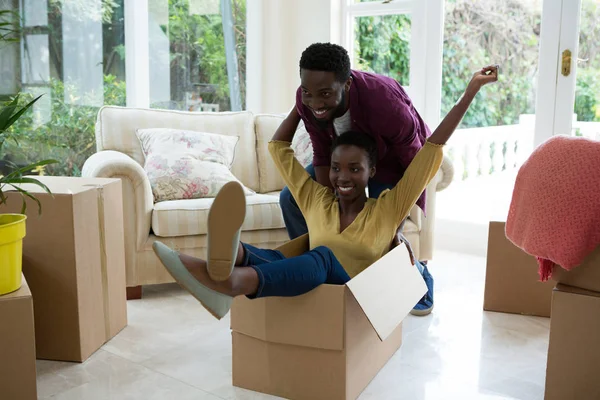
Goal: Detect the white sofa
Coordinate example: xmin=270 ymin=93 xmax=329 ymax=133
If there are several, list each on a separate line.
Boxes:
xmin=82 ymin=106 xmax=454 ymax=297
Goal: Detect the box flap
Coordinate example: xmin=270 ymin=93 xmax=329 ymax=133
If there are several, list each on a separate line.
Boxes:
xmin=554 ymin=283 xmax=600 ymax=298
xmin=346 ymin=243 xmax=426 ymax=341
xmin=275 ymin=234 xmax=310 ymax=258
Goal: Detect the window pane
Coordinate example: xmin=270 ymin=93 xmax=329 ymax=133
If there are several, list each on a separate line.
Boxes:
xmin=353 ymin=14 xmax=411 ymax=86
xmin=573 ymin=0 xmax=600 ymax=140
xmin=437 ymin=0 xmax=543 ymax=227
xmin=0 ymin=0 xmax=126 ymax=177
xmin=441 ymin=0 xmax=542 ymax=130
xmin=148 ymin=0 xmax=246 ymax=112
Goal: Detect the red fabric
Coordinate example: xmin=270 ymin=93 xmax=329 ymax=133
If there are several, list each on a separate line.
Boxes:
xmin=506 ymin=135 xmax=600 ymax=281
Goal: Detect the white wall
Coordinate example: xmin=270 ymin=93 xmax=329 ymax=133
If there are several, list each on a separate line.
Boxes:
xmin=246 ymin=0 xmax=341 ymax=114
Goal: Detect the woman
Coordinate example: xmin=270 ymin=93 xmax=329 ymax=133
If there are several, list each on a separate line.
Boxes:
xmin=153 ymin=65 xmax=499 ymax=320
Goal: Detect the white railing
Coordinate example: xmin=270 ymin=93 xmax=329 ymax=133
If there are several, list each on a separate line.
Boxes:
xmin=446 ymin=115 xmax=600 ymax=182
xmin=574 ymin=121 xmax=600 ymax=140
xmin=446 ymin=116 xmax=534 ymax=182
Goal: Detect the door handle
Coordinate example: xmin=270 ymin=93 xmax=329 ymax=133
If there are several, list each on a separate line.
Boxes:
xmin=561 ymin=49 xmax=572 ymax=76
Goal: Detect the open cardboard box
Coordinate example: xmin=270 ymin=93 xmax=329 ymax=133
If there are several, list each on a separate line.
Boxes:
xmin=230 ymin=235 xmax=427 ymax=400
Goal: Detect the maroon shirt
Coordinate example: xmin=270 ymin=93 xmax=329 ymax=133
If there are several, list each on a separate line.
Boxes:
xmin=295 ymin=69 xmax=432 ymax=211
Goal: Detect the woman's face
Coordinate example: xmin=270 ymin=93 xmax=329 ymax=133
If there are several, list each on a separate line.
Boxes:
xmin=329 ymin=144 xmax=375 ymax=201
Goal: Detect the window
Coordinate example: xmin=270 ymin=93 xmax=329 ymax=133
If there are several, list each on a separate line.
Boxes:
xmin=340 ymin=0 xmax=444 ymax=127
xmin=0 ymin=0 xmax=246 ymax=177
xmin=353 ymin=13 xmax=411 ymax=87
xmin=342 ymin=0 xmax=414 ymax=88
xmin=148 ymin=0 xmax=246 ymax=112
xmin=0 ymin=0 xmax=126 ymax=176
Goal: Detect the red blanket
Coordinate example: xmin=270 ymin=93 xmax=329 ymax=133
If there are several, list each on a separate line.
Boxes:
xmin=506 ymin=135 xmax=600 ymax=281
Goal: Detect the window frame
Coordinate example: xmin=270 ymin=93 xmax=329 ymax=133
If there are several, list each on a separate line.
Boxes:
xmin=339 ymin=0 xmax=444 ymax=127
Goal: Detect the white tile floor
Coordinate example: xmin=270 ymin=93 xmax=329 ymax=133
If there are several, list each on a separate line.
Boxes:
xmin=36 ymin=251 xmax=550 ymax=400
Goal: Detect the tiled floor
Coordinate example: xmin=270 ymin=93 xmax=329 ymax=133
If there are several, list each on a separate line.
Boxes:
xmin=36 ymin=251 xmax=550 ymax=400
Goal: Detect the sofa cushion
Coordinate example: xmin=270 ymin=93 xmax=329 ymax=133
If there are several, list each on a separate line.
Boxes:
xmin=152 ymin=192 xmax=285 ymax=237
xmin=95 ymin=106 xmax=260 ymax=192
xmin=255 ymin=114 xmax=314 ymax=193
xmin=137 ymin=128 xmax=254 ymax=202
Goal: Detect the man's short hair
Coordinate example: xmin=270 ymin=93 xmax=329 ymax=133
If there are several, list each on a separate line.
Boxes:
xmin=299 ymin=42 xmax=351 ymax=83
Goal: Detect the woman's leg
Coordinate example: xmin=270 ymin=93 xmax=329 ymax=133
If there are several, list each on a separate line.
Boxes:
xmin=153 ymin=241 xmax=349 ymax=319
xmin=248 ymin=246 xmax=350 ymax=298
xmin=179 ymin=245 xmax=349 ymax=298
xmin=238 ymin=242 xmax=286 ymax=266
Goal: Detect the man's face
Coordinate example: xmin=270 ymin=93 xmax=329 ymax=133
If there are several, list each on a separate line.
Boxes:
xmin=300 ymin=69 xmax=350 ymax=123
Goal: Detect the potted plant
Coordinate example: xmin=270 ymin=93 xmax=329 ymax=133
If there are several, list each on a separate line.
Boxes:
xmin=0 ymin=94 xmax=57 ymax=295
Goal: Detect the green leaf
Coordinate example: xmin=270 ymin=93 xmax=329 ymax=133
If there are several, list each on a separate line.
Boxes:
xmin=0 ymin=95 xmax=20 ymax=128
xmin=5 ymin=184 xmax=43 ymax=215
xmin=1 ymin=95 xmax=43 ymax=132
xmin=6 ymin=177 xmax=53 ymax=196
xmin=2 ymin=159 xmax=58 ymax=181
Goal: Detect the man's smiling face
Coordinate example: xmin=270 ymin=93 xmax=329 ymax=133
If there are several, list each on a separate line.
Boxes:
xmin=300 ymin=69 xmax=350 ymax=123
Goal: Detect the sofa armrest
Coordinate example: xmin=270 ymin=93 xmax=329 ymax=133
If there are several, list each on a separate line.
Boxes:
xmin=416 ymin=155 xmax=455 ymax=261
xmin=82 ymin=150 xmax=154 ymax=253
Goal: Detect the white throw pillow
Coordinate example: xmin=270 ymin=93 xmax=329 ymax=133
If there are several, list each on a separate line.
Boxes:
xmin=136 ymin=128 xmax=254 ymax=202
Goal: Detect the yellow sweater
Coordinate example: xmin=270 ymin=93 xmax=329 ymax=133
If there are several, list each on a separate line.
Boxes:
xmin=268 ymin=140 xmax=444 ymax=278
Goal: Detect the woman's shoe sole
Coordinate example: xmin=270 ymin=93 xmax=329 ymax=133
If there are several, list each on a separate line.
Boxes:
xmin=152 ymin=241 xmax=231 ymax=320
xmin=207 ymin=181 xmax=246 ymax=281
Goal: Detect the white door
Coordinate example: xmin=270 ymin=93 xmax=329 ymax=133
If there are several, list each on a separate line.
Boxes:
xmin=340 ymin=0 xmax=445 ymax=127
xmin=536 ymin=0 xmax=600 ymax=146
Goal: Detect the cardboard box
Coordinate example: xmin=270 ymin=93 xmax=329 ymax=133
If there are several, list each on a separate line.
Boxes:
xmin=484 ymin=221 xmax=555 ymax=317
xmin=0 ymin=274 xmax=37 ymax=400
xmin=230 ymin=235 xmax=427 ymax=400
xmin=545 ymin=284 xmax=600 ymax=400
xmin=2 ymin=176 xmax=127 ymax=362
xmin=551 ymin=246 xmax=600 ymax=293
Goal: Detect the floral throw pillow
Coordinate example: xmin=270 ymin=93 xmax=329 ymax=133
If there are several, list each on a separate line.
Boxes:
xmin=136 ymin=128 xmax=255 ymax=202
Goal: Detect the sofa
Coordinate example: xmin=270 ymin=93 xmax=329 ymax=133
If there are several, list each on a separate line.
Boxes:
xmin=82 ymin=106 xmax=454 ymax=298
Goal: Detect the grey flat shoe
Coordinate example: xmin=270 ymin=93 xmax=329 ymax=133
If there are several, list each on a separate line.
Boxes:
xmin=152 ymin=241 xmax=232 ymax=319
xmin=207 ymin=181 xmax=246 ymax=281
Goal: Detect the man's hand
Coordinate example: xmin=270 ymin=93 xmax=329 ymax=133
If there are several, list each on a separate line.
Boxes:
xmin=391 ymin=231 xmax=416 ymax=266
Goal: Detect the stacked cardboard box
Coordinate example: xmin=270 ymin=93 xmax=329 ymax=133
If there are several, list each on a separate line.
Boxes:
xmin=0 ymin=274 xmax=37 ymax=400
xmin=551 ymin=246 xmax=600 ymax=293
xmin=230 ymin=235 xmax=427 ymax=400
xmin=2 ymin=176 xmax=127 ymax=362
xmin=484 ymin=221 xmax=555 ymax=317
xmin=545 ymin=247 xmax=600 ymax=400
xmin=484 ymin=221 xmax=600 ymax=398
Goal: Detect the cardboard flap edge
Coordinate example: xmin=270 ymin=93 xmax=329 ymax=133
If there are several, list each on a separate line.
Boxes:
xmin=346 ymin=244 xmax=427 ymax=341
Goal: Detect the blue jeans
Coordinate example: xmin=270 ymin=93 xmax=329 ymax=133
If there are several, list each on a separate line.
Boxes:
xmin=240 ymin=243 xmax=351 ymax=298
xmin=279 ymin=163 xmax=394 ymax=239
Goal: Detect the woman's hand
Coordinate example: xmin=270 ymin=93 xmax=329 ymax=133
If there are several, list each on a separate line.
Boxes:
xmin=466 ymin=65 xmax=499 ymax=96
xmin=428 ymin=64 xmax=498 ymax=145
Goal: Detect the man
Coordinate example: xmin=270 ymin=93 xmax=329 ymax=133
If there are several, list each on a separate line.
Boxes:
xmin=279 ymin=42 xmax=434 ymax=315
